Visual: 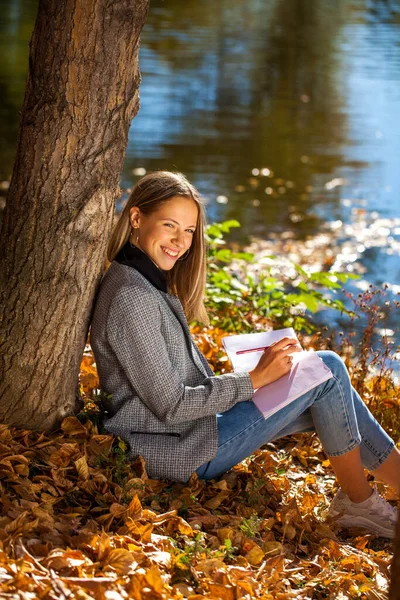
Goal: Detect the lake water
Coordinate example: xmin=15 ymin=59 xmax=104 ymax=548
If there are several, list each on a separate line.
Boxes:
xmin=1 ymin=0 xmax=399 ymax=360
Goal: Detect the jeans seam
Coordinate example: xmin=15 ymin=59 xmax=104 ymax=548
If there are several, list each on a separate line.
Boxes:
xmin=362 ymin=437 xmax=380 ymax=459
xmin=316 ymin=372 xmax=362 ymax=455
xmin=367 ymin=441 xmax=395 ymax=471
xmin=333 ymin=372 xmax=358 ymax=443
xmin=324 ymin=438 xmax=361 ymax=457
xmin=359 ymin=428 xmax=389 ymax=461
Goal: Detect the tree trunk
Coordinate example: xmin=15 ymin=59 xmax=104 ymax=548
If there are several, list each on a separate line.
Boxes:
xmin=0 ymin=0 xmax=149 ymax=430
xmin=390 ymin=514 xmax=400 ymax=600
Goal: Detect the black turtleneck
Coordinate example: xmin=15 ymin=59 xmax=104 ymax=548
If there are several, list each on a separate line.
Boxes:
xmin=115 ymin=241 xmax=168 ymax=293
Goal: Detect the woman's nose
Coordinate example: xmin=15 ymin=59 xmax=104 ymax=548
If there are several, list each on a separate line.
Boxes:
xmin=172 ymin=230 xmax=185 ymax=247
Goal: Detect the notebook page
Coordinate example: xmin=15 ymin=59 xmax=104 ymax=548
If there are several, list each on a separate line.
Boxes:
xmin=222 ymin=327 xmax=297 ymax=373
xmin=252 ymin=351 xmax=333 ymax=419
xmin=222 ymin=328 xmax=333 ymax=420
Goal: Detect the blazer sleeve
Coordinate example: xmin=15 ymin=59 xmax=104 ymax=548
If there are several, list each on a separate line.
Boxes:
xmin=106 ymin=286 xmax=254 ymax=425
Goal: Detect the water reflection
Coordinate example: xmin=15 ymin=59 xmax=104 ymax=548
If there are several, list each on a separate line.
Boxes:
xmin=122 ymin=0 xmax=400 ymax=244
xmin=0 ymin=0 xmax=399 ymax=291
xmin=0 ymin=0 xmax=38 ymax=174
xmin=126 ymin=0 xmax=352 ymax=237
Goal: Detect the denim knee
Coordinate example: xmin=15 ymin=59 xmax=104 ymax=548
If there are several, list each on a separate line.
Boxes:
xmin=311 ymin=350 xmax=362 ymax=455
xmin=316 ymin=350 xmax=349 ymax=382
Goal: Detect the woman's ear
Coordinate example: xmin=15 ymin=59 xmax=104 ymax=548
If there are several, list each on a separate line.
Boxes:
xmin=129 ymin=206 xmax=141 ymax=229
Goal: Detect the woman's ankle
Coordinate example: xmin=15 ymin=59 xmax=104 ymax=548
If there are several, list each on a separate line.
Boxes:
xmin=371 ymin=446 xmax=400 ymax=495
xmin=345 ymin=486 xmax=373 ymax=504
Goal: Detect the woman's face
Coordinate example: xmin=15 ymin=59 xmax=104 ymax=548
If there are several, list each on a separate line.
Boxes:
xmin=129 ymin=195 xmax=199 ymax=271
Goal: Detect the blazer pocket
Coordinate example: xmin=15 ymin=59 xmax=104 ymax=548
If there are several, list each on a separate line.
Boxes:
xmin=130 ymin=431 xmax=180 ymax=438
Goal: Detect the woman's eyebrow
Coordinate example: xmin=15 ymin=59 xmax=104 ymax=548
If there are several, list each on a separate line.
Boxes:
xmin=164 ymin=218 xmax=196 ymax=228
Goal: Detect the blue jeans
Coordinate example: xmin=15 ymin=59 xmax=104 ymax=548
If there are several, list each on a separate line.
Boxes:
xmin=196 ymin=351 xmax=394 ymax=480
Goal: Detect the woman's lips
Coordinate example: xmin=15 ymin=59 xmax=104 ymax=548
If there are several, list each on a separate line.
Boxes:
xmin=161 ymin=246 xmax=180 ymax=258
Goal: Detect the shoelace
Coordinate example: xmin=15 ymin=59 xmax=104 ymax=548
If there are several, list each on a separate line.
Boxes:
xmin=370 ymin=491 xmax=398 ymax=523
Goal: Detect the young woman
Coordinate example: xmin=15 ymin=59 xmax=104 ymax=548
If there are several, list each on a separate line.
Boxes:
xmin=90 ymin=171 xmax=400 ymax=538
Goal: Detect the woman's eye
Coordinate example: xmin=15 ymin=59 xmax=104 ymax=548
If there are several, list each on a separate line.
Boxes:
xmin=164 ymin=223 xmax=174 ymax=228
xmin=187 ymin=229 xmax=195 ymax=234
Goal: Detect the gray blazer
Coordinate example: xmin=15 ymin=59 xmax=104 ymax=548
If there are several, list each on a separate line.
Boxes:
xmin=90 ymin=261 xmax=254 ymax=481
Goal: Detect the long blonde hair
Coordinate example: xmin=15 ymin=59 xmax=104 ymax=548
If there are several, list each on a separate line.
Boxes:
xmin=108 ymin=171 xmax=209 ymax=324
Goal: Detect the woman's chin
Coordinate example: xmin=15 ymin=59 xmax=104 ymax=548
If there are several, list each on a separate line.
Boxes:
xmin=158 ymin=251 xmax=180 ymax=269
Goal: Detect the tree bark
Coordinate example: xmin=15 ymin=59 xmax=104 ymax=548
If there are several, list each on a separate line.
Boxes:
xmin=390 ymin=514 xmax=400 ymax=600
xmin=0 ymin=0 xmax=149 ymax=430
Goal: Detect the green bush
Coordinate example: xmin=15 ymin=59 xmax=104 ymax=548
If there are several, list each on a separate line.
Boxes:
xmin=205 ymin=220 xmax=358 ymax=333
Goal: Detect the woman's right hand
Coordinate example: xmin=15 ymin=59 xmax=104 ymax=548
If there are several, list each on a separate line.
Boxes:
xmin=248 ymin=337 xmax=301 ymax=389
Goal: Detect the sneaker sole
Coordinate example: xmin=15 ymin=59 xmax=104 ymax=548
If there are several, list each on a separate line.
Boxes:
xmin=334 ymin=515 xmax=395 ymax=539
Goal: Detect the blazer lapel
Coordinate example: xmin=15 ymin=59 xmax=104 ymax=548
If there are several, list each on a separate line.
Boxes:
xmin=126 ymin=268 xmax=209 ymax=378
xmin=161 ymin=293 xmax=209 ymax=377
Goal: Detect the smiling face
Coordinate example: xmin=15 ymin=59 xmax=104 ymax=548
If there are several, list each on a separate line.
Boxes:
xmin=129 ymin=195 xmax=199 ymax=271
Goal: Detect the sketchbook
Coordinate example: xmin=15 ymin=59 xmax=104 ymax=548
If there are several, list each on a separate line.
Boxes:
xmin=222 ymin=328 xmax=333 ymax=420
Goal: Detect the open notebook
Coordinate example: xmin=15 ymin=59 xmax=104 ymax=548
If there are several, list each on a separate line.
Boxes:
xmin=222 ymin=328 xmax=333 ymax=419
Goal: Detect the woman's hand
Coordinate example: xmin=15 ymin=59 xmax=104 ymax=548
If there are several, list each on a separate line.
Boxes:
xmin=248 ymin=337 xmax=301 ymax=389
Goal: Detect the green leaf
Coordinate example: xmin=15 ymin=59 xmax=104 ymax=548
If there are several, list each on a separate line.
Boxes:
xmin=206 ymin=224 xmax=224 ymax=238
xmin=219 ymin=219 xmax=241 ymax=232
xmin=294 ymin=264 xmax=309 ymax=278
xmin=231 ymin=251 xmax=254 ymax=262
xmin=118 ymin=439 xmax=127 ymax=451
xmin=298 ymin=293 xmax=319 ymax=312
xmin=309 ymin=272 xmax=341 ymax=288
xmin=297 ymin=281 xmax=309 ymax=292
xmin=333 ymin=271 xmax=360 ymax=283
xmin=214 ymin=249 xmax=233 ymax=262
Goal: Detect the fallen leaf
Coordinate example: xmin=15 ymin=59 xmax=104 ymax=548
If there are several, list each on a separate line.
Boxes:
xmin=126 ymin=494 xmax=142 ymax=520
xmin=261 ymin=541 xmax=283 ymax=557
xmin=61 ymin=417 xmax=88 ymax=438
xmin=104 ymin=548 xmax=137 ymax=574
xmin=245 ymin=544 xmax=265 ymax=566
xmin=74 ymin=456 xmax=89 ymax=480
xmin=208 ymin=582 xmax=235 ymax=600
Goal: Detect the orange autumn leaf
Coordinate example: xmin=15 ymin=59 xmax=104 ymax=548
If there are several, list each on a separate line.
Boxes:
xmin=144 ymin=566 xmax=165 ymax=594
xmin=104 ymin=548 xmax=138 ymax=574
xmin=208 ymin=582 xmax=235 ymax=600
xmin=204 ymin=490 xmax=230 ymax=509
xmin=299 ymin=491 xmax=325 ymax=514
xmin=74 ymin=455 xmax=90 ymax=480
xmin=61 ymin=417 xmax=88 ymax=438
xmin=244 ymin=543 xmax=265 ymax=566
xmin=164 ymin=516 xmax=194 ymax=537
xmin=79 ymin=355 xmax=100 ymax=395
xmin=261 ymin=541 xmax=283 ymax=557
xmin=126 ymin=494 xmax=143 ymax=520
xmin=109 ymin=503 xmax=126 ymax=517
xmin=125 ymin=520 xmax=154 ymax=542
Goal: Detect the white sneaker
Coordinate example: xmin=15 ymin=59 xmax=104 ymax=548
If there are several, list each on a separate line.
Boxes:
xmin=327 ymin=487 xmax=398 ymax=539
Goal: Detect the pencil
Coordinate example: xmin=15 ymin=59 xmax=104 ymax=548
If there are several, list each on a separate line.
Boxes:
xmin=236 ymin=346 xmax=270 ymax=355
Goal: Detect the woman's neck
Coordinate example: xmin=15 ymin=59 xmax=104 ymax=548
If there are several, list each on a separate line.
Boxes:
xmin=129 ymin=241 xmax=163 ymax=272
